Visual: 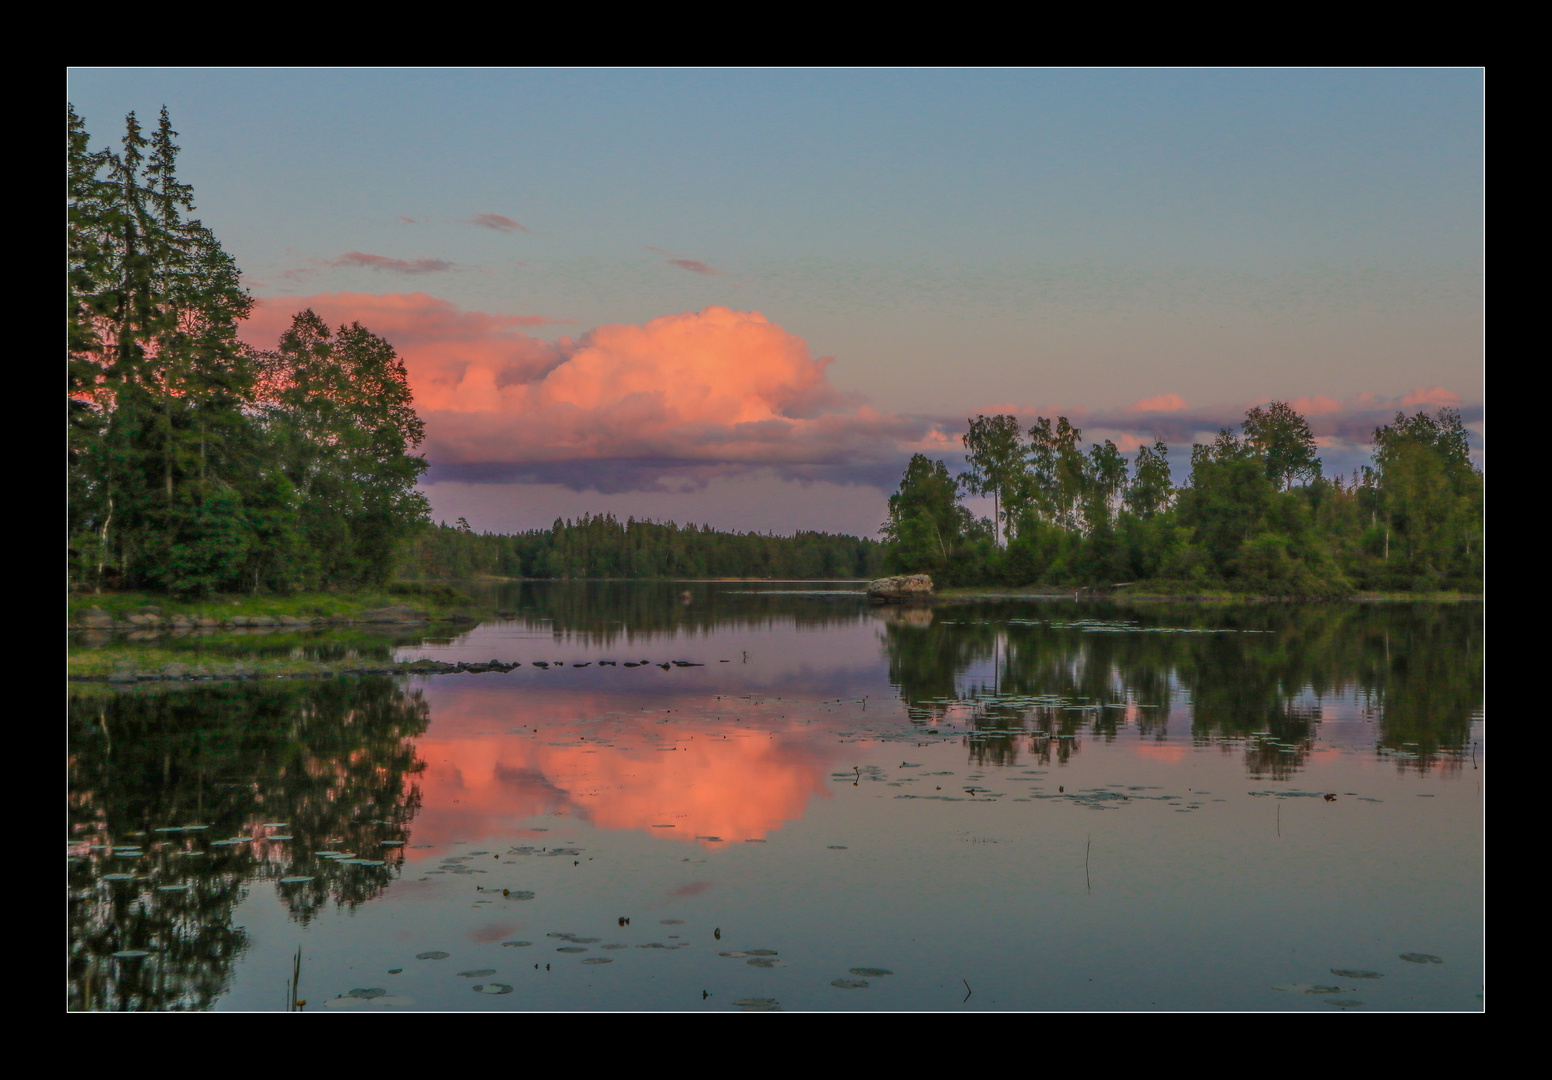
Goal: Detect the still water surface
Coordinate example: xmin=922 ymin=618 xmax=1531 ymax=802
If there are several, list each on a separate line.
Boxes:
xmin=68 ymin=584 xmax=1483 ymax=1011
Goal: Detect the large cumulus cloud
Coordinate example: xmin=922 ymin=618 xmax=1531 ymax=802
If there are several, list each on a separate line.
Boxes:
xmin=241 ymin=296 xmax=941 ymax=493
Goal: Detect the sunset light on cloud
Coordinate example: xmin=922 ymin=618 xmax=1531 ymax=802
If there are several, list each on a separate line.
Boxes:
xmin=243 ymin=295 xmax=937 ymax=496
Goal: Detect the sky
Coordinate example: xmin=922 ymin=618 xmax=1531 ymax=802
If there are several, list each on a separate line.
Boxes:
xmin=67 ymin=69 xmax=1484 ymax=537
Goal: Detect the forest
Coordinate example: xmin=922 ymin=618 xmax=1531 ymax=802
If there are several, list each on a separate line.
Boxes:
xmin=68 ymin=106 xmax=430 ymax=596
xmin=880 ymin=403 xmax=1483 ymax=595
xmin=69 ymin=105 xmax=1481 ymax=597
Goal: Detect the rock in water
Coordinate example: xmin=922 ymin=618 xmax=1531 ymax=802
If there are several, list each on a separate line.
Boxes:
xmin=865 ymin=574 xmax=934 ymax=602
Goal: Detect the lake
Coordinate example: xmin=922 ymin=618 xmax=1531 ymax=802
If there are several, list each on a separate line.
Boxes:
xmin=67 ymin=584 xmax=1484 ymax=1011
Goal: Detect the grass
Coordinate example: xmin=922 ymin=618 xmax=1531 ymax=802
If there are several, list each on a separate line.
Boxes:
xmin=67 ymin=583 xmax=477 ymax=623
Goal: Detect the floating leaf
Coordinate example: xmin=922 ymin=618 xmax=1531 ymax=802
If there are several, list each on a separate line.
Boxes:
xmin=347 ymin=988 xmax=387 ymax=998
xmin=556 ymin=946 xmax=588 ymax=953
xmin=746 ymin=949 xmax=779 ymax=957
xmin=415 ymin=951 xmax=450 ymax=960
xmin=1400 ymin=952 xmax=1443 ymax=964
xmin=733 ymin=998 xmax=781 ymax=1011
xmin=112 ymin=950 xmax=150 ymax=959
xmin=1330 ymin=969 xmax=1384 ymax=979
xmin=1271 ymin=983 xmax=1351 ymax=995
xmin=458 ymin=969 xmax=497 ymax=978
xmin=831 ymin=978 xmax=869 ymax=989
xmin=504 ymin=890 xmax=535 ymax=900
xmin=156 ymin=884 xmax=189 ymax=892
xmin=1325 ymin=998 xmax=1364 ymax=1008
xmin=582 ymin=958 xmax=613 ymax=965
xmin=746 ymin=957 xmax=782 ymax=968
xmin=278 ymin=876 xmax=315 ymax=884
xmin=475 ymin=983 xmax=513 ymax=994
xmin=849 ymin=967 xmax=893 ymax=977
xmin=501 ymin=941 xmax=532 ymax=948
xmin=101 ymin=873 xmax=136 ymax=881
xmin=265 ymin=836 xmax=294 ymax=841
xmin=718 ymin=951 xmax=749 ymax=958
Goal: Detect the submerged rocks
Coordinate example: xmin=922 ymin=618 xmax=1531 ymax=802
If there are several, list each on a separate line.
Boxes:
xmin=865 ymin=574 xmax=934 ymax=603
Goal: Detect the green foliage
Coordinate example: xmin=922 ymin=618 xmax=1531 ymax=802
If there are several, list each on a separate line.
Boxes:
xmin=960 ymin=414 xmax=1025 ymax=545
xmin=878 ymin=402 xmax=1479 ymax=596
xmin=68 ymin=107 xmax=430 ymax=596
xmin=883 ymin=455 xmax=985 ymax=580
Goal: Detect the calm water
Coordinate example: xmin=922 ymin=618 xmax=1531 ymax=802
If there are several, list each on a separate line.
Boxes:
xmin=68 ymin=584 xmax=1484 ymax=1011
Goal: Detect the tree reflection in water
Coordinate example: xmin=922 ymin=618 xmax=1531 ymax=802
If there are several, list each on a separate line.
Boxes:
xmin=882 ymin=601 xmax=1481 ymax=778
xmin=67 ymin=677 xmax=428 ymax=1011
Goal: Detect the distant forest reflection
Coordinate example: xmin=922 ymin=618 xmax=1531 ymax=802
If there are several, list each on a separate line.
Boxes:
xmin=67 ymin=678 xmax=428 ymax=1011
xmin=880 ymin=601 xmax=1482 ymax=777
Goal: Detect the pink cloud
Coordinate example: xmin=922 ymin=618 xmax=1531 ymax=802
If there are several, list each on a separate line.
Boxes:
xmin=667 ymin=259 xmax=718 ymax=275
xmin=1400 ymin=386 xmax=1462 ymax=409
xmin=1130 ymin=393 xmax=1187 ymax=413
xmin=1288 ymin=395 xmax=1343 ymax=416
xmin=241 ymin=298 xmax=931 ymax=493
xmin=469 ymin=213 xmax=530 ymax=234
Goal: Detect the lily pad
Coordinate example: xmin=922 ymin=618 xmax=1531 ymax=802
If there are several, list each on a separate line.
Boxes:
xmin=831 ymin=978 xmax=869 ymax=989
xmin=746 ymin=957 xmax=783 ymax=968
xmin=265 ymin=835 xmax=293 ymax=841
xmin=156 ymin=884 xmax=189 ymax=892
xmin=475 ymin=983 xmax=513 ymax=994
xmin=101 ymin=873 xmax=136 ymax=881
xmin=501 ymin=941 xmax=533 ymax=948
xmin=601 ymin=944 xmax=628 ymax=950
xmin=1272 ymin=983 xmax=1351 ymax=995
xmin=347 ymin=987 xmax=387 ymax=998
xmin=503 ymin=890 xmax=535 ymax=900
xmin=1330 ymin=969 xmax=1383 ymax=979
xmin=1400 ymin=953 xmax=1444 ymax=964
xmin=457 ymin=969 xmax=497 ymax=978
xmin=718 ymin=951 xmax=749 ymax=958
xmin=112 ymin=950 xmax=151 ymax=959
xmin=279 ymin=876 xmax=315 ymax=884
xmin=733 ymin=998 xmax=781 ymax=1011
xmin=746 ymin=949 xmax=778 ymax=956
xmin=849 ymin=967 xmax=893 ymax=977
xmin=415 ymin=951 xmax=450 ymax=960
xmin=556 ymin=946 xmax=588 ymax=953
xmin=1324 ymin=998 xmax=1364 ymax=1008
xmin=581 ymin=957 xmax=613 ymax=965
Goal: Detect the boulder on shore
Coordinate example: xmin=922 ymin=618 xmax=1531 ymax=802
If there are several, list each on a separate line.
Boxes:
xmin=865 ymin=574 xmax=934 ymax=602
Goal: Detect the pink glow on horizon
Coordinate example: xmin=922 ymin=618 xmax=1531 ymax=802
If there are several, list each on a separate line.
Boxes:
xmin=1130 ymin=392 xmax=1188 ymax=412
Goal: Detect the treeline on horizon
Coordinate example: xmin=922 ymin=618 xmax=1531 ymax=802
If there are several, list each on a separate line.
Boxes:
xmin=394 ymin=514 xmax=886 ymax=581
xmin=881 ymin=402 xmax=1483 ymax=595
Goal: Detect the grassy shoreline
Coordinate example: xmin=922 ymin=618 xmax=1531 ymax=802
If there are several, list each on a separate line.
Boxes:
xmin=66 ymin=584 xmax=480 ymax=625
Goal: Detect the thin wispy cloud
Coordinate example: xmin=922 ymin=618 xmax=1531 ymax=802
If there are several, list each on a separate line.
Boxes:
xmin=470 ymin=213 xmax=531 ymax=234
xmin=667 ymin=258 xmax=719 ymax=275
xmin=332 ymin=251 xmax=456 ymax=275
